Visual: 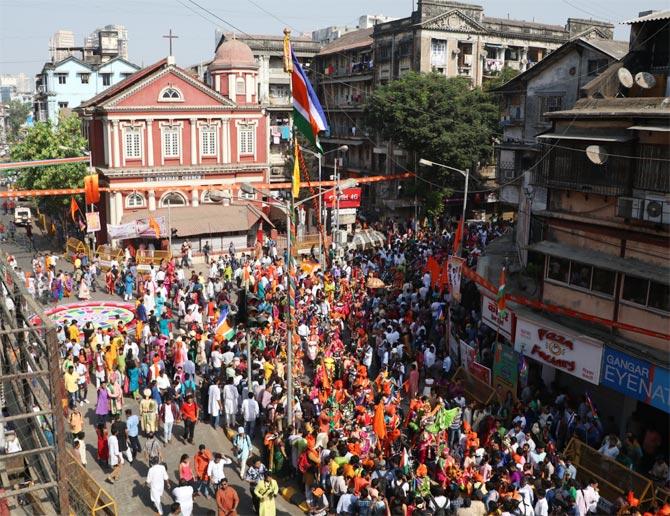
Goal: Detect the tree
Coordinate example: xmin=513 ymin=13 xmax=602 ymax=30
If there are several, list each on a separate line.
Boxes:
xmin=6 ymin=100 xmax=32 ymax=142
xmin=363 ymin=72 xmax=499 ymax=213
xmin=483 ymin=66 xmax=521 ymax=92
xmin=10 ymin=113 xmax=88 ymax=226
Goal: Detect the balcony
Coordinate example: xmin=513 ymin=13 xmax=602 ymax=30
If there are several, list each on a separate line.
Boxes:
xmin=616 ymin=196 xmax=670 ymax=225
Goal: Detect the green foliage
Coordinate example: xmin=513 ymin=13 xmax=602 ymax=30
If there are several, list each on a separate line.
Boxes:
xmin=10 ymin=113 xmax=88 ymax=217
xmin=363 ymin=72 xmax=499 ymax=213
xmin=483 ymin=66 xmax=521 ymax=91
xmin=5 ymin=100 xmax=32 ymax=142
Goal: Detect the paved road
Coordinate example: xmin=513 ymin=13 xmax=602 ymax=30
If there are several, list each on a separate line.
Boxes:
xmin=0 ymin=211 xmax=300 ymax=515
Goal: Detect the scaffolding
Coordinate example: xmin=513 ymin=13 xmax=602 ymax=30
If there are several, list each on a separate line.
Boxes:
xmin=0 ymin=255 xmax=116 ymax=514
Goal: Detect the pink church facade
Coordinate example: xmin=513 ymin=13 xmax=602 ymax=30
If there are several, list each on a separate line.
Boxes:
xmin=79 ymin=41 xmax=272 ymax=251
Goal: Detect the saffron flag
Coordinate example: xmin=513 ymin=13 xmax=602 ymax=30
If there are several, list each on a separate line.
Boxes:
xmin=148 ymin=217 xmax=161 ymax=238
xmin=453 ymin=218 xmax=464 ymax=255
xmin=290 ymin=49 xmax=329 ymax=152
xmin=292 ymin=143 xmax=301 ymax=199
xmin=215 ymin=307 xmax=235 ymax=340
xmin=373 ymin=401 xmax=386 ymax=441
xmin=497 ymin=267 xmax=507 ymax=314
xmin=70 ymin=197 xmax=80 ymax=222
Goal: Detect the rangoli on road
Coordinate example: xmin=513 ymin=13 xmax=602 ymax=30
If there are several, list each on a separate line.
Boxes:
xmin=30 ymin=301 xmax=136 ymax=330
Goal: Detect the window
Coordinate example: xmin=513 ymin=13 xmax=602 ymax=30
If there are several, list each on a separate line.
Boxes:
xmin=121 ymin=72 xmax=134 ymax=79
xmin=101 ymin=73 xmax=112 ymax=86
xmin=57 ymin=73 xmax=67 ymax=85
xmin=160 ymin=87 xmax=182 ymax=101
xmin=125 ymin=192 xmax=146 ymax=208
xmin=58 ymin=102 xmax=69 ymax=109
xmin=547 ymin=256 xmax=570 ymax=283
xmin=160 ymin=191 xmax=187 ymax=207
xmin=236 ymin=77 xmax=246 ymax=95
xmin=587 ymin=59 xmax=609 ymax=76
xmin=238 ymin=125 xmax=255 ymax=155
xmin=505 ymin=48 xmax=520 ymax=61
xmin=546 ymin=256 xmax=616 ymax=296
xmin=200 ymin=127 xmax=217 ymax=157
xmin=541 ymin=95 xmax=563 ymax=114
xmin=80 ymin=73 xmax=90 ymax=84
xmin=124 ymin=128 xmax=142 ymax=159
xmin=622 ymin=276 xmax=670 ymax=313
xmin=162 ymin=127 xmax=181 ymax=158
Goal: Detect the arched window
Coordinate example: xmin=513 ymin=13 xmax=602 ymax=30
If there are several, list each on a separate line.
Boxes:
xmin=201 ymin=190 xmax=214 ymax=203
xmin=158 ymin=86 xmax=183 ymax=102
xmin=125 ymin=192 xmax=146 ymax=209
xmin=159 ymin=191 xmax=187 ymax=207
xmin=235 ymin=77 xmax=246 ymax=95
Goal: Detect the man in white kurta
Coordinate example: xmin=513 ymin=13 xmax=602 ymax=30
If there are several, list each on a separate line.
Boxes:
xmin=222 ymin=379 xmax=239 ymax=428
xmin=208 ymin=380 xmax=222 ymax=429
xmin=146 ymin=459 xmax=169 ymax=515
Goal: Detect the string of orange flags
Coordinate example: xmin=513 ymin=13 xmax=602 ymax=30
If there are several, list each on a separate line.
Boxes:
xmin=459 ymin=263 xmax=670 ymax=341
xmin=0 ymin=172 xmax=415 ymax=199
xmin=0 ymin=156 xmax=90 ymax=170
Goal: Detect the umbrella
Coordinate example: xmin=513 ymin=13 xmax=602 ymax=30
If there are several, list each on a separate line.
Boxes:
xmin=366 ymin=277 xmax=386 ymax=289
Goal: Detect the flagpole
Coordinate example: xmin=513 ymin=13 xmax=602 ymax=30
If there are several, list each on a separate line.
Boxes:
xmin=284 ymin=27 xmax=295 ymax=427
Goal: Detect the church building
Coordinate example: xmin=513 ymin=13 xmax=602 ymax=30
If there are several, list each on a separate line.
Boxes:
xmin=78 ymin=39 xmax=272 ymax=254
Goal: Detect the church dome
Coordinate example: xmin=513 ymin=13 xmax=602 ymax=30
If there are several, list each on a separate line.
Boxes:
xmin=209 ymin=38 xmax=258 ymax=71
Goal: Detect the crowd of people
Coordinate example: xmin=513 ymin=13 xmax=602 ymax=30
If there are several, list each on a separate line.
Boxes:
xmin=22 ymin=215 xmax=667 ymax=516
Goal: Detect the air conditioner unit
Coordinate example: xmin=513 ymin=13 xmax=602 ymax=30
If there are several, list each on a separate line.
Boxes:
xmin=643 ymin=197 xmax=670 ymax=224
xmin=616 ymin=197 xmax=641 ymax=218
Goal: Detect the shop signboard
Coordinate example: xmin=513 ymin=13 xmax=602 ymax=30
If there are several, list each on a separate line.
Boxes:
xmin=324 ymin=188 xmax=362 ymax=209
xmin=492 ymin=343 xmax=519 ymax=402
xmin=481 ymin=295 xmax=514 ymax=341
xmin=460 ymin=339 xmax=491 ymax=384
xmin=600 ymin=346 xmax=670 ymax=414
xmin=514 ymin=317 xmax=603 ymax=385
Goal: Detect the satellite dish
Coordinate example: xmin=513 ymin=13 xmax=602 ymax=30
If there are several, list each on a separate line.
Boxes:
xmin=586 ymin=145 xmax=608 ymax=165
xmin=635 ymin=71 xmax=656 ymax=89
xmin=617 ymin=67 xmax=634 ymax=88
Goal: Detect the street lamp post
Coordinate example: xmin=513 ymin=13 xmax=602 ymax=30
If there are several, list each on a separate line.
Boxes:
xmin=418 ymin=158 xmax=470 ymax=257
xmin=220 ymin=179 xmax=356 ymax=426
xmin=299 ymin=145 xmax=348 ymax=266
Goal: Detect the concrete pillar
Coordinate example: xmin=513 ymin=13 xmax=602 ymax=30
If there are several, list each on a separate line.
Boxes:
xmin=148 ymin=190 xmax=156 ymax=211
xmin=190 ymin=118 xmax=197 ymax=165
xmin=146 ymin=118 xmax=154 ymax=167
xmin=191 ymin=188 xmax=199 ymax=208
xmin=112 ymin=120 xmax=120 ymax=168
xmin=114 ymin=192 xmax=123 ymax=225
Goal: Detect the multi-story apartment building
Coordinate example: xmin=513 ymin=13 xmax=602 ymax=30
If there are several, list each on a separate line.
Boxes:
xmin=196 ymin=33 xmax=321 ymax=182
xmin=34 ymin=56 xmax=140 ymax=123
xmin=312 ymin=15 xmax=397 ymax=45
xmin=49 ymin=26 xmax=129 ymax=65
xmin=493 ymin=36 xmax=628 ymax=264
xmin=372 ymin=0 xmax=613 ymax=87
xmin=485 ymin=11 xmax=669 ymax=434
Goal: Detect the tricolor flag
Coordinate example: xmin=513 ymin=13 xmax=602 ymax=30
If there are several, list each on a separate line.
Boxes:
xmin=215 ymin=306 xmax=235 ymax=341
xmin=400 ymin=448 xmax=410 ymax=475
xmin=497 ymin=267 xmax=507 ymax=314
xmin=290 ymin=49 xmax=329 ymax=152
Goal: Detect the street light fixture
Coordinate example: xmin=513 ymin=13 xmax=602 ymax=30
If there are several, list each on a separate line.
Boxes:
xmin=419 ymin=158 xmax=470 ymax=257
xmin=299 ymin=144 xmax=349 ymax=266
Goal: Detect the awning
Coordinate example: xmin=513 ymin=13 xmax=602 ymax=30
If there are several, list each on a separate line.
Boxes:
xmin=320 ymin=137 xmax=364 ymax=146
xmin=347 ymin=229 xmax=385 ymax=251
xmin=120 ymin=204 xmax=273 ymax=238
xmin=628 ymin=125 xmax=670 ymax=132
xmin=528 ymin=240 xmax=670 ymax=283
xmin=537 ymin=129 xmax=633 ymax=142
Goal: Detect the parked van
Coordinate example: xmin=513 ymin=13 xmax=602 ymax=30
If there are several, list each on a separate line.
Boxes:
xmin=14 ymin=206 xmax=32 ymax=227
